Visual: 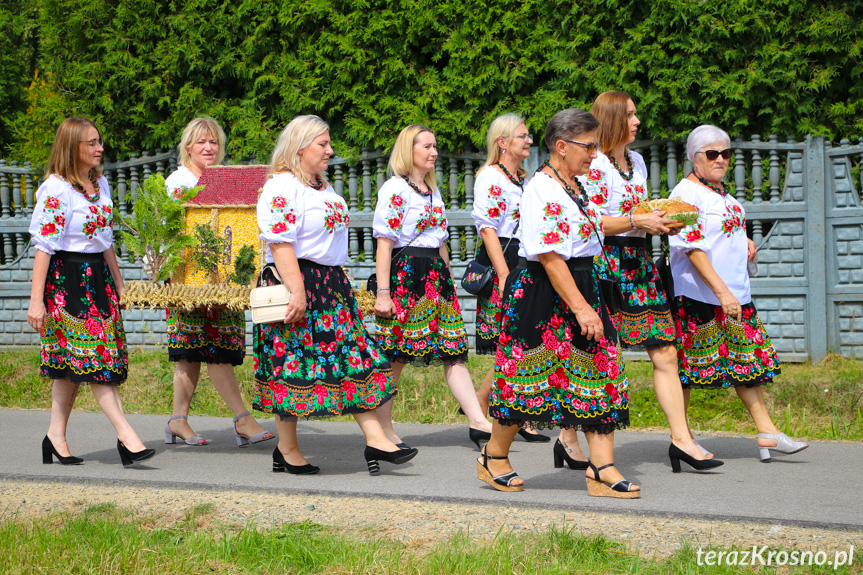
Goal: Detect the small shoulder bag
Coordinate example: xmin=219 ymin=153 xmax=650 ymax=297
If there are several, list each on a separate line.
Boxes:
xmin=461 ymin=224 xmax=518 ymax=298
xmin=250 ymin=264 xmax=291 ymax=325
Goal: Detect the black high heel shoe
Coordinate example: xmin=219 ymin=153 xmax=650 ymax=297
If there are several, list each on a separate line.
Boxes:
xmin=364 ymin=445 xmax=418 ymax=475
xmin=272 ymin=447 xmax=320 ymax=474
xmin=468 ymin=428 xmax=491 ymax=450
xmin=668 ymin=443 xmax=724 ymax=473
xmin=117 ymin=439 xmax=155 ymax=468
xmin=552 ymin=439 xmax=589 ymax=470
xmin=42 ymin=435 xmax=83 ymax=465
xmin=518 ymin=428 xmax=551 ymax=443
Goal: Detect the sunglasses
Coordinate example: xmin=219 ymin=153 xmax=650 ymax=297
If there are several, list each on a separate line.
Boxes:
xmin=563 ymin=139 xmax=600 ymax=154
xmin=698 ymin=148 xmax=731 ymax=161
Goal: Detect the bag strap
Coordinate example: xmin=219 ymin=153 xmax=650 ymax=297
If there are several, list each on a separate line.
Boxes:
xmin=259 ymin=262 xmax=284 ymax=285
xmin=391 ymin=193 xmax=435 ymax=261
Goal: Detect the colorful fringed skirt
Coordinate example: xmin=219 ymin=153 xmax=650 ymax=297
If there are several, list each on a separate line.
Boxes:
xmin=39 ymin=251 xmax=128 ymax=384
xmin=166 ymin=307 xmax=245 ymax=365
xmin=674 ymin=296 xmax=780 ymax=389
xmin=374 ymin=247 xmax=469 ymax=366
xmin=253 ymin=260 xmax=395 ymax=418
xmin=475 ymin=239 xmax=520 ymax=355
xmin=597 ymin=236 xmax=675 ymax=348
xmin=489 ymin=257 xmax=629 ymax=433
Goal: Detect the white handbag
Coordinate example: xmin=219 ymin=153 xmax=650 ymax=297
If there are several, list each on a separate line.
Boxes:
xmin=250 ymin=265 xmax=291 ymax=325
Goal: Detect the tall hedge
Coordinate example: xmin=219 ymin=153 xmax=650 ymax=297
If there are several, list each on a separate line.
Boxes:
xmin=3 ymin=0 xmax=862 ymax=164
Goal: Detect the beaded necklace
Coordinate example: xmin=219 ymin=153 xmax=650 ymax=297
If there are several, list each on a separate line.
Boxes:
xmin=403 ymin=176 xmax=432 ymax=197
xmin=691 ymin=171 xmax=728 ymax=196
xmin=304 ymin=175 xmax=325 ymax=191
xmin=71 ymin=174 xmax=100 ymax=203
xmin=496 ymin=162 xmax=525 ymax=189
xmin=609 ymin=148 xmax=634 ymax=181
xmin=542 ymin=160 xmax=589 ymax=206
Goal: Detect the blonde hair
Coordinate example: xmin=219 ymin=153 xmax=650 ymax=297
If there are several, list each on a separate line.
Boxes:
xmin=387 ymin=125 xmax=437 ymax=191
xmin=178 ymin=117 xmax=226 ymax=167
xmin=591 ymin=91 xmax=632 ymax=155
xmin=269 ymin=115 xmax=330 ymax=184
xmin=481 ymin=113 xmax=527 ymax=178
xmin=46 ymin=117 xmax=104 ymax=188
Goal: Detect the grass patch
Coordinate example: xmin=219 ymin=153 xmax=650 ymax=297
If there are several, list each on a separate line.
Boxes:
xmin=1 ymin=505 xmax=856 ymax=574
xmin=1 ymin=348 xmax=861 ymax=440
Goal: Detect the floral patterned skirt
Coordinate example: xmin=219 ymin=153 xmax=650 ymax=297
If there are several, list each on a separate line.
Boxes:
xmin=675 ymin=296 xmax=780 ymax=389
xmin=39 ymin=251 xmax=128 ymax=385
xmin=489 ymin=257 xmax=629 ymax=433
xmin=253 ymin=260 xmax=395 ymax=418
xmin=475 ymin=239 xmax=520 ymax=355
xmin=597 ymin=236 xmax=675 ymax=348
xmin=374 ymin=247 xmax=469 ymax=366
xmin=166 ymin=308 xmax=245 ymax=365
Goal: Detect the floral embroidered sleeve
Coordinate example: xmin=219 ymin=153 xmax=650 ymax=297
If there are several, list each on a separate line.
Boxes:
xmin=471 ymin=170 xmax=507 ymax=232
xmin=519 ymin=182 xmax=574 ymax=259
xmin=578 ymin=168 xmax=611 ymax=212
xmin=668 ymin=187 xmax=710 ymax=253
xmin=372 ymin=180 xmax=408 ymax=242
xmin=28 ymin=181 xmax=71 ymax=255
xmin=258 ymin=178 xmax=302 ymax=245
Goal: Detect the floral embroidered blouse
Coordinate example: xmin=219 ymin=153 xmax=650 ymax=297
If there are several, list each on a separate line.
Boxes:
xmin=668 ymin=178 xmax=751 ymax=305
xmin=518 ymin=171 xmax=604 ymax=262
xmin=470 ymin=167 xmax=523 ymax=238
xmin=29 ymin=174 xmax=114 ymax=255
xmin=257 ymin=172 xmax=350 ymax=266
xmin=587 ymin=151 xmax=649 ymax=238
xmin=372 ymin=176 xmax=449 ymax=249
xmin=164 ymin=166 xmax=198 ymax=200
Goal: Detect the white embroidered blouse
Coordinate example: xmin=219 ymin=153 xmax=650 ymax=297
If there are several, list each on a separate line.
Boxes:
xmin=164 ymin=166 xmax=198 ymax=200
xmin=29 ymin=174 xmax=115 ymax=255
xmin=470 ymin=167 xmax=523 ymax=239
xmin=587 ymin=151 xmax=649 ymax=238
xmin=518 ymin=171 xmax=604 ymax=261
xmin=257 ymin=172 xmax=350 ymax=266
xmin=372 ymin=176 xmax=449 ymax=249
xmin=668 ymin=178 xmax=751 ymax=305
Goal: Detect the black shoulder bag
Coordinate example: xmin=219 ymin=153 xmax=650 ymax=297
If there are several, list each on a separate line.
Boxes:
xmin=461 ymin=223 xmax=519 ymax=298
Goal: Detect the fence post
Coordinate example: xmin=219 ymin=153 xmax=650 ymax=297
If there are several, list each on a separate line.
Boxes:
xmin=805 ymin=136 xmax=827 ymax=362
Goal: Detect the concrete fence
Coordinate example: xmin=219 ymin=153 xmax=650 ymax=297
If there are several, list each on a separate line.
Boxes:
xmin=2 ymin=136 xmax=861 ymax=362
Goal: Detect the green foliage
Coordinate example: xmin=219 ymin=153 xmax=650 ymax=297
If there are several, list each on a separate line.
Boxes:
xmin=117 ymin=174 xmax=200 ymax=283
xmin=191 ymin=223 xmax=230 ymax=279
xmin=228 ymin=244 xmax=257 ymax=286
xmin=2 ymin=0 xmax=862 ymax=165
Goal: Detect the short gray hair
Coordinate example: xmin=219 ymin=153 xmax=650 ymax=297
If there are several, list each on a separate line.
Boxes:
xmin=544 ymin=109 xmax=599 ymax=154
xmin=686 ymin=125 xmax=730 ymax=164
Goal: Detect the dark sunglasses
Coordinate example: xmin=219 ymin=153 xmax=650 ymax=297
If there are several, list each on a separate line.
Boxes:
xmin=698 ymin=148 xmax=731 ymax=161
xmin=563 ymin=139 xmax=600 ymax=154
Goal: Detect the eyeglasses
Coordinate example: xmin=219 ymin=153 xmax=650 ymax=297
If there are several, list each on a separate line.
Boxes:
xmin=563 ymin=139 xmax=600 ymax=154
xmin=80 ymin=138 xmax=104 ymax=148
xmin=514 ymin=133 xmax=532 ymax=141
xmin=697 ymin=148 xmax=731 ymax=161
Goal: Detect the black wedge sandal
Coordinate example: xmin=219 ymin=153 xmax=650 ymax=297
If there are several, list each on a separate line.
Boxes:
xmin=476 ymin=447 xmax=524 ymax=492
xmin=585 ymin=461 xmax=640 ymax=499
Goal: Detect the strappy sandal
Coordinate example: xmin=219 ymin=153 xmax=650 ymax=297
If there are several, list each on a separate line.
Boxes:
xmin=164 ymin=415 xmax=207 ymax=445
xmin=233 ymin=411 xmax=275 ymax=447
xmin=585 ymin=461 xmax=640 ymax=499
xmin=476 ymin=447 xmax=524 ymax=492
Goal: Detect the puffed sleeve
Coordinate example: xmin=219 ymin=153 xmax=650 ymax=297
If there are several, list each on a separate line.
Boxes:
xmin=668 ymin=182 xmax=710 ymax=254
xmin=631 ymin=150 xmax=648 ymax=181
xmin=372 ymin=178 xmax=408 ymax=241
xmin=519 ymin=178 xmax=574 ymax=259
xmin=29 ymin=177 xmax=71 ymax=255
xmin=258 ymin=176 xmax=303 ymax=245
xmin=578 ymin=168 xmax=612 ymax=214
xmin=99 ymin=176 xmax=115 ymax=245
xmin=471 ymin=169 xmax=507 ymax=232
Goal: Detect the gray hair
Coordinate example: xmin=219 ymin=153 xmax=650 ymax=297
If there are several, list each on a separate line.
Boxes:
xmin=544 ymin=109 xmax=599 ymax=154
xmin=686 ymin=125 xmax=730 ymax=164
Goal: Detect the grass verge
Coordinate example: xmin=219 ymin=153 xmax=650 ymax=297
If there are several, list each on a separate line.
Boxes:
xmin=1 ymin=348 xmax=861 ymax=441
xmin=1 ymin=503 xmax=858 ymax=574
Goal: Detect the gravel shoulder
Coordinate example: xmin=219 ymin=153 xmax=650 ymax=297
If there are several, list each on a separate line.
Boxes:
xmin=2 ymin=478 xmax=861 ymax=560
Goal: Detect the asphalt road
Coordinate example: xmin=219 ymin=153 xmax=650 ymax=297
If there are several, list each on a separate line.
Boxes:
xmin=1 ymin=409 xmax=859 ymax=529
